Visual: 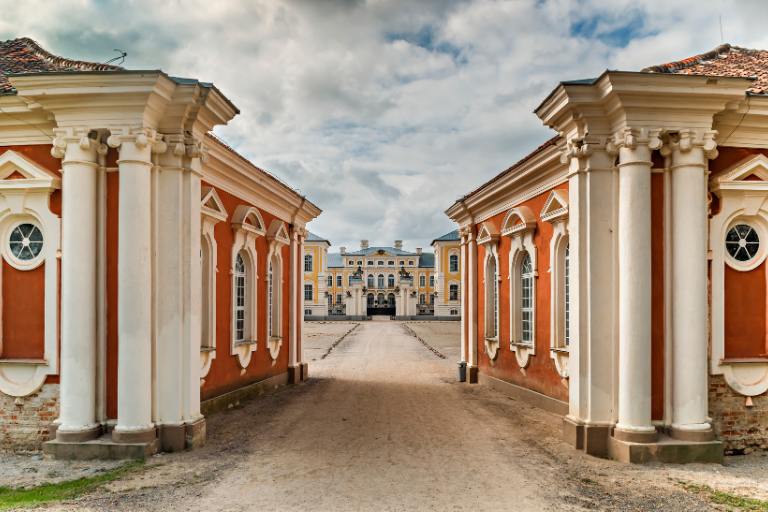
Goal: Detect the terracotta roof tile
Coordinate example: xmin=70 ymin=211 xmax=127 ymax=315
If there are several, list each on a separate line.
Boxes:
xmin=0 ymin=37 xmax=121 ymax=94
xmin=643 ymin=43 xmax=767 ymax=94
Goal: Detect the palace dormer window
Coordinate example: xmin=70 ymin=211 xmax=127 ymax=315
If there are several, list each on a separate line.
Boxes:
xmin=377 ymin=260 xmax=384 ymax=266
xmin=367 ymin=260 xmax=373 ymax=265
xmin=388 ymin=260 xmax=394 ymax=266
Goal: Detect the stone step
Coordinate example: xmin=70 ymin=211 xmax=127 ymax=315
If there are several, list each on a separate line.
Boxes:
xmin=43 ymin=434 xmax=158 ymax=461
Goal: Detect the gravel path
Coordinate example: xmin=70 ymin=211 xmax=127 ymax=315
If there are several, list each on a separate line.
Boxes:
xmin=46 ymin=319 xmax=766 ymax=511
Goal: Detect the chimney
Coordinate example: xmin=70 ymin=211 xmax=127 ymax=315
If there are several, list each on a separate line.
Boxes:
xmin=416 ymin=247 xmax=422 ymax=255
xmin=361 ymin=240 xmax=369 ymax=249
xmin=394 ymin=240 xmax=403 ymax=250
xmin=340 ymin=246 xmax=346 ymax=254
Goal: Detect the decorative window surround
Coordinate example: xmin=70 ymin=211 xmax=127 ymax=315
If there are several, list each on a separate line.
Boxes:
xmin=230 ymin=205 xmax=266 ymax=369
xmin=200 ymin=186 xmax=228 ymax=378
xmin=542 ymin=189 xmax=569 ymax=378
xmin=504 ymin=206 xmax=538 ymax=369
xmin=710 ymin=155 xmax=768 ymax=396
xmin=478 ymin=219 xmax=501 ymax=360
xmin=266 ymin=219 xmax=289 ymax=361
xmin=0 ymin=150 xmax=61 ymax=397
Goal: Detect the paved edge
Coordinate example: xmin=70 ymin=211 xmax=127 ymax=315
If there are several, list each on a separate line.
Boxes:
xmin=320 ymin=323 xmax=361 ymax=359
xmin=401 ymin=323 xmax=447 ymax=359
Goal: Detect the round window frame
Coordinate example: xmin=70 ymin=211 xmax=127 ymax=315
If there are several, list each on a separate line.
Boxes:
xmin=2 ymin=217 xmax=46 ymax=271
xmin=724 ymin=218 xmax=768 ymax=272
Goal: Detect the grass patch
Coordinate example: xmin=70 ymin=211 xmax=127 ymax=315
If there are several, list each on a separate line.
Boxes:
xmin=0 ymin=461 xmax=143 ymax=510
xmin=680 ymin=481 xmax=768 ymax=511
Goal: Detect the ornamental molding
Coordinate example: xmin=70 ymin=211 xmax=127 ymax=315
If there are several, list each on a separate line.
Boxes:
xmin=231 ymin=205 xmax=266 ymax=237
xmin=606 ymin=127 xmax=663 ymax=154
xmin=559 ymin=135 xmax=608 ymax=164
xmin=662 ymin=128 xmax=719 ymax=160
xmin=540 ymin=189 xmax=569 ymax=223
xmin=713 ymin=154 xmax=768 ymax=191
xmin=0 ymin=150 xmax=60 ymax=191
xmin=501 ymin=206 xmax=537 ymax=238
xmin=201 ymin=186 xmax=228 ymax=223
xmin=476 ymin=220 xmax=500 ymax=246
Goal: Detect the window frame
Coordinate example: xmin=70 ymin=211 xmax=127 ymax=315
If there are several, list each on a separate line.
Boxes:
xmin=304 ymin=283 xmax=313 ymax=301
xmin=304 ymin=253 xmax=313 ymax=272
xmin=449 ymin=253 xmax=459 ymax=273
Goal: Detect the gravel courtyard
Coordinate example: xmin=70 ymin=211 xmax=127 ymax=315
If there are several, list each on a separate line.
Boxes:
xmin=11 ymin=319 xmax=768 ymax=511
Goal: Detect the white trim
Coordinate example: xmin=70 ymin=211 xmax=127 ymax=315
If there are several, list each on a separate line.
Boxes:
xmin=200 ymin=187 xmax=227 ymax=378
xmin=546 ymin=212 xmax=569 ymax=378
xmin=508 ymin=225 xmax=537 ymax=369
xmin=482 ymin=244 xmax=500 ymax=360
xmin=230 ymin=212 xmax=261 ymax=369
xmin=501 ymin=206 xmax=537 ymax=237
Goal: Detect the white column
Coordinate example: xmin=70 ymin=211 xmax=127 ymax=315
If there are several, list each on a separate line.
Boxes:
xmin=467 ymin=231 xmax=478 ymax=382
xmin=614 ymin=128 xmax=659 ymax=442
xmin=562 ymin=138 xmax=617 ymax=455
xmin=459 ymin=234 xmax=468 ymax=364
xmin=110 ymin=130 xmax=155 ymax=442
xmin=669 ymin=129 xmax=716 ymax=440
xmin=297 ymin=233 xmax=306 ymax=371
xmin=55 ymin=131 xmax=101 ymax=441
xmin=289 ymin=229 xmax=299 ymax=370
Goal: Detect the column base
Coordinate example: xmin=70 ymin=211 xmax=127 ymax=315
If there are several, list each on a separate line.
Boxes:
xmin=613 ymin=427 xmax=658 ymax=444
xmin=56 ymin=424 xmax=102 ymax=443
xmin=670 ymin=426 xmax=715 ymax=442
xmin=563 ymin=417 xmax=584 ymax=449
xmin=158 ymin=424 xmax=186 ymax=452
xmin=467 ymin=365 xmax=479 ymax=384
xmin=563 ymin=418 xmax=612 ymax=457
xmin=185 ymin=417 xmax=206 ymax=449
xmin=288 ymin=365 xmax=301 ymax=384
xmin=300 ymin=362 xmax=309 ymax=381
xmin=608 ymin=433 xmax=722 ymax=464
xmin=112 ymin=426 xmax=157 ymax=444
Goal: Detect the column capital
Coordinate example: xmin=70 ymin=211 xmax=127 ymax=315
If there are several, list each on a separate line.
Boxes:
xmin=51 ymin=127 xmax=105 ymax=160
xmin=607 ymin=127 xmax=663 ymax=155
xmin=560 ymin=135 xmax=610 ymax=164
xmin=662 ymin=128 xmax=719 ymax=161
xmin=106 ymin=127 xmax=162 ymax=151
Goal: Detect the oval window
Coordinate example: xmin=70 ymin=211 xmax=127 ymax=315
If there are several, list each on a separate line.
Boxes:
xmin=9 ymin=223 xmax=44 ymax=262
xmin=726 ymin=224 xmax=760 ymax=262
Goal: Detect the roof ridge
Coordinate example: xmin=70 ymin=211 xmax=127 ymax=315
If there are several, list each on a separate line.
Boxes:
xmin=4 ymin=37 xmax=123 ymax=72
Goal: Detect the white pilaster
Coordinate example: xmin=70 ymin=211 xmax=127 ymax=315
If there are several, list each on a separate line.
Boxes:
xmin=55 ymin=130 xmax=101 ymax=440
xmin=467 ymin=230 xmax=478 ymax=379
xmin=289 ymin=228 xmax=299 ymax=369
xmin=668 ymin=129 xmax=717 ymax=439
xmin=613 ymin=128 xmax=660 ymax=442
xmin=110 ymin=129 xmax=155 ymax=442
xmin=460 ymin=234 xmax=468 ymax=364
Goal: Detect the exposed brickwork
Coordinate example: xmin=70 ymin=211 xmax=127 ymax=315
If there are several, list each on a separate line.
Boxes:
xmin=0 ymin=384 xmax=58 ymax=453
xmin=710 ymin=375 xmax=768 ymax=454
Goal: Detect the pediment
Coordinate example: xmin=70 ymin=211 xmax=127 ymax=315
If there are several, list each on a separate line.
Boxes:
xmin=0 ymin=150 xmax=60 ymax=191
xmin=201 ymin=186 xmax=228 ymax=222
xmin=715 ymin=154 xmax=768 ymax=192
xmin=477 ymin=220 xmax=500 ymax=246
xmin=267 ymin=219 xmax=290 ymax=245
xmin=232 ymin=205 xmax=266 ymax=236
xmin=501 ymin=206 xmax=537 ymax=237
xmin=540 ymin=189 xmax=568 ymax=223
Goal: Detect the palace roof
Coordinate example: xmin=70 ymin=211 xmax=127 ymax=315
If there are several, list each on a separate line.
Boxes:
xmin=643 ymin=43 xmax=768 ymax=94
xmin=0 ymin=37 xmax=121 ymax=94
xmin=431 ymin=229 xmax=460 ymax=245
xmin=306 ymin=231 xmax=331 ymax=244
xmin=327 ymin=249 xmax=436 ymax=269
xmin=344 ymin=246 xmax=420 ymax=257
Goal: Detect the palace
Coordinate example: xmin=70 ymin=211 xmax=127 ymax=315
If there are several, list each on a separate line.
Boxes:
xmin=303 ymin=234 xmax=461 ymax=318
xmin=0 ymin=38 xmax=318 ymax=456
xmin=448 ymin=43 xmax=768 ymax=462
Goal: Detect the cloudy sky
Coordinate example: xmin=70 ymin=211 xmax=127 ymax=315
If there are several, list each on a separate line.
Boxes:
xmin=2 ymin=0 xmax=767 ymax=251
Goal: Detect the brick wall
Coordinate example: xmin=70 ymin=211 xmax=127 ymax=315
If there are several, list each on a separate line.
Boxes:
xmin=710 ymin=375 xmax=768 ymax=454
xmin=0 ymin=384 xmax=59 ymax=452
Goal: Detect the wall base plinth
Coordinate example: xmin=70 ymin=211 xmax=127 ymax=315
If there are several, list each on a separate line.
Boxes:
xmin=467 ymin=366 xmax=479 ymax=384
xmin=300 ymin=362 xmax=309 ymax=381
xmin=670 ymin=426 xmax=715 ymax=442
xmin=158 ymin=424 xmax=186 ymax=452
xmin=613 ymin=428 xmax=658 ymax=444
xmin=563 ymin=418 xmax=612 ymax=458
xmin=112 ymin=427 xmax=157 ymax=444
xmin=55 ymin=425 xmax=102 ymax=443
xmin=288 ymin=365 xmax=301 ymax=384
xmin=43 ymin=434 xmax=159 ymax=460
xmin=185 ymin=417 xmax=206 ymax=449
xmin=563 ymin=417 xmax=584 ymax=449
xmin=607 ymin=434 xmax=723 ymax=464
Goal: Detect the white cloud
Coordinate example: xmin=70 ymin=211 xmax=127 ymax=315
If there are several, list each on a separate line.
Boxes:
xmin=1 ymin=0 xmax=764 ymax=250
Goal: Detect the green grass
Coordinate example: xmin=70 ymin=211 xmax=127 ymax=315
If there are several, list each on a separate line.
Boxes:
xmin=0 ymin=461 xmax=143 ymax=510
xmin=680 ymin=481 xmax=768 ymax=511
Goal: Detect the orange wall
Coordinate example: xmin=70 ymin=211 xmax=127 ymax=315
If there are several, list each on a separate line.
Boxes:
xmin=475 ymin=186 xmax=568 ymax=402
xmin=724 ymin=262 xmax=767 ymax=358
xmin=650 ymin=172 xmax=665 ymax=421
xmin=201 ymin=183 xmax=292 ymax=401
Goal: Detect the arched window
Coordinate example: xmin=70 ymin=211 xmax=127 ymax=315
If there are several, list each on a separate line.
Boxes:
xmin=233 ymin=252 xmax=248 ymax=343
xmin=520 ymin=252 xmax=534 ymax=344
xmin=485 ymin=255 xmax=498 ymax=339
xmin=377 ymin=274 xmax=385 ymax=288
xmin=387 ymin=274 xmax=395 ymax=287
xmin=337 ymin=274 xmax=343 ymax=287
xmin=449 ymin=283 xmax=459 ymax=301
xmin=419 ymin=293 xmax=426 ymax=304
xmin=377 ymin=293 xmax=385 ymax=304
xmin=449 ymin=254 xmax=459 ymax=272
xmin=201 ymin=236 xmax=214 ymax=349
xmin=367 ymin=293 xmax=375 ymax=306
xmin=327 ymin=275 xmax=333 ymax=287
xmin=387 ymin=293 xmax=395 ymax=306
xmin=367 ymin=274 xmax=375 ymax=288
xmin=564 ymin=243 xmax=570 ymax=346
xmin=268 ymin=255 xmax=281 ymax=339
xmin=304 ymin=254 xmax=312 ymax=272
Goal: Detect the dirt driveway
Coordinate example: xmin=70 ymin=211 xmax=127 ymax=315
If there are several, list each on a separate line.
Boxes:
xmin=53 ymin=320 xmax=766 ymax=511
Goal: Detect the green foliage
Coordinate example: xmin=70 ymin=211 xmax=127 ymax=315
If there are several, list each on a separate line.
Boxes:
xmin=680 ymin=481 xmax=768 ymax=511
xmin=0 ymin=461 xmax=143 ymax=510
